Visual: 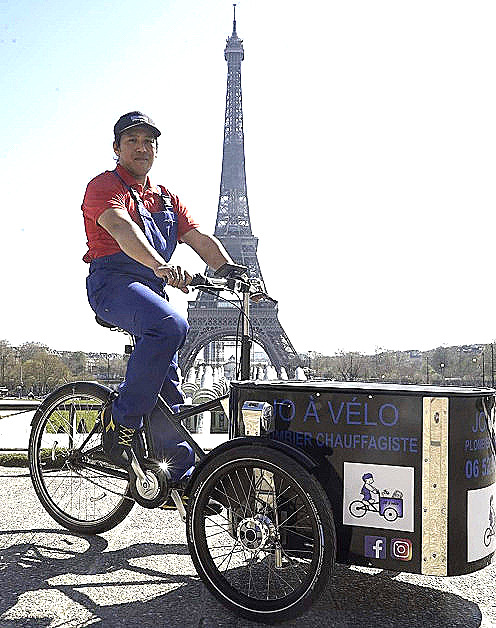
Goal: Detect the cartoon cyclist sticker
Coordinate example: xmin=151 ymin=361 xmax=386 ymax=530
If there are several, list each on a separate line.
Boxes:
xmin=349 ymin=470 xmax=404 ymax=522
xmin=343 ymin=462 xmax=414 ymax=532
xmin=484 ymin=494 xmax=495 ymax=547
xmin=467 ymin=483 xmax=495 ymax=562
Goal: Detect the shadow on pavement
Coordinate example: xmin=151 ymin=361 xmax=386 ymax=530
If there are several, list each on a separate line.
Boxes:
xmin=0 ymin=529 xmax=482 ymax=628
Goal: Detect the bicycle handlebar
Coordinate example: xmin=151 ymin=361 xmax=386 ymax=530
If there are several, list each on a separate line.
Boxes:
xmin=189 ymin=272 xmax=276 ymax=304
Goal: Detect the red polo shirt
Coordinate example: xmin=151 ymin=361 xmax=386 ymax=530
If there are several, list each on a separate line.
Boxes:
xmin=82 ymin=164 xmax=199 ymax=262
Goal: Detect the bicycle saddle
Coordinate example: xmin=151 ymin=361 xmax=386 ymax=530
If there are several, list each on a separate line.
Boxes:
xmin=95 ymin=314 xmax=117 ymax=330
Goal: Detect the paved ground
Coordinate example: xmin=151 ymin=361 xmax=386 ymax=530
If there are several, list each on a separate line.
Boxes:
xmin=0 ymin=466 xmax=494 ymax=628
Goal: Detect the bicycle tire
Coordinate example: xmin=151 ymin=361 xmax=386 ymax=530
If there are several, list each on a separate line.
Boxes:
xmin=29 ymin=382 xmax=134 ymax=534
xmin=186 ymin=445 xmax=336 ymax=624
xmin=349 ymin=500 xmax=368 ymax=518
xmin=383 ymin=507 xmax=398 ymax=522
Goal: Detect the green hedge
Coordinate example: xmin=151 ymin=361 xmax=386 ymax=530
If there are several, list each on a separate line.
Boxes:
xmin=0 ymin=448 xmax=68 ymax=468
xmin=0 ymin=453 xmax=29 ymax=467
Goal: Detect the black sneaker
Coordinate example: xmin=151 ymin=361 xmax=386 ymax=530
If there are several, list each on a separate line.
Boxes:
xmin=160 ymin=492 xmax=223 ymax=516
xmin=160 ymin=493 xmax=189 ymax=510
xmin=101 ymin=405 xmax=143 ymax=469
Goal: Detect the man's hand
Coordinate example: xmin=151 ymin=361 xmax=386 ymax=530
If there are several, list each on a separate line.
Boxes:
xmin=154 ymin=264 xmax=192 ymax=293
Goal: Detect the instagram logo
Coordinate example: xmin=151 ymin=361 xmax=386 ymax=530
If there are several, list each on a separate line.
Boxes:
xmin=391 ymin=538 xmax=412 ymax=561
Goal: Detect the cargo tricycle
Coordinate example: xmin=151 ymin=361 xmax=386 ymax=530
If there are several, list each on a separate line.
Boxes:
xmin=28 ymin=269 xmax=496 ymax=623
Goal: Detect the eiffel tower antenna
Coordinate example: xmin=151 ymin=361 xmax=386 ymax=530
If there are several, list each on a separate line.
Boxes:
xmin=179 ymin=9 xmax=299 ymax=376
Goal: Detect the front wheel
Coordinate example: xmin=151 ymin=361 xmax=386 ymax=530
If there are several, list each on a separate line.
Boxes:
xmin=186 ymin=445 xmax=336 ymax=624
xmin=383 ymin=507 xmax=398 ymax=522
xmin=29 ymin=382 xmax=134 ymax=534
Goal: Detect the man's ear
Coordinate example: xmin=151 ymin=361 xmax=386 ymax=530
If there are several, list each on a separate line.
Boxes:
xmin=113 ymin=140 xmax=120 ymax=157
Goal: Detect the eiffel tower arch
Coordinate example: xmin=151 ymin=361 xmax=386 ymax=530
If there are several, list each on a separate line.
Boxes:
xmin=180 ymin=300 xmax=299 ymax=377
xmin=179 ymin=8 xmax=299 ymax=376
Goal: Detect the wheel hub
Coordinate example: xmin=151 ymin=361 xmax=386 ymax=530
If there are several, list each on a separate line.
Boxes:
xmin=237 ymin=514 xmax=274 ymax=551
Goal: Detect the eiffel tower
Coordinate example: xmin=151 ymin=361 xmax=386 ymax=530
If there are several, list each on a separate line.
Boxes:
xmin=179 ymin=7 xmax=298 ymax=376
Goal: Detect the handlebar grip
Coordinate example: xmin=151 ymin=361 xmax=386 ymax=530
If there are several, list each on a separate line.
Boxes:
xmin=189 ymin=273 xmax=212 ymax=287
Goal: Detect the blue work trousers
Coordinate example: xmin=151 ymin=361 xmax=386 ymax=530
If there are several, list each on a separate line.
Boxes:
xmin=87 ymin=263 xmax=189 ymax=430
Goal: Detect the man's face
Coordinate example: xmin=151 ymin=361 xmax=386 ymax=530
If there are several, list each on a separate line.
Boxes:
xmin=114 ymin=126 xmax=157 ymax=181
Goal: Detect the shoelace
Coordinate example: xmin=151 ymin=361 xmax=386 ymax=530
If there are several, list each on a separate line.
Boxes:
xmin=118 ymin=425 xmax=135 ymax=447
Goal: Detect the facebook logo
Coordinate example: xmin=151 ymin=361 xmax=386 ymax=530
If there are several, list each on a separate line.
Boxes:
xmin=364 ymin=536 xmax=387 ymax=559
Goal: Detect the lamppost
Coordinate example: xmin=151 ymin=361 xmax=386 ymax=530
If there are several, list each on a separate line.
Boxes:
xmin=375 ymin=347 xmax=383 ymax=379
xmin=439 ymin=362 xmax=446 ymax=385
xmin=15 ymin=351 xmax=24 ymax=398
xmin=426 ymin=357 xmax=429 ymax=384
xmin=472 ymin=351 xmax=485 ymax=386
xmin=101 ymin=353 xmax=111 ymax=381
xmin=472 ymin=351 xmax=486 ymax=386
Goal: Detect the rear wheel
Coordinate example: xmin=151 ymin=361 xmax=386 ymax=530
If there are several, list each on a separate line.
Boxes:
xmin=29 ymin=382 xmax=134 ymax=534
xmin=349 ymin=500 xmax=367 ymax=518
xmin=187 ymin=445 xmax=336 ymax=623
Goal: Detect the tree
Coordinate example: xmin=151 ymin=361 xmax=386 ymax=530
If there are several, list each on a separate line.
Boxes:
xmin=18 ymin=342 xmax=49 ymax=361
xmin=21 ymin=348 xmax=72 ymax=394
xmin=336 ymin=351 xmax=363 ymax=381
xmin=0 ymin=340 xmax=14 ymax=387
xmin=59 ymin=351 xmax=88 ymax=379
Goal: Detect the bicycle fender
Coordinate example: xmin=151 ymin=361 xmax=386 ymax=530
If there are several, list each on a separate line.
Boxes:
xmin=30 ymin=381 xmax=114 ymax=425
xmin=186 ymin=436 xmax=320 ymax=492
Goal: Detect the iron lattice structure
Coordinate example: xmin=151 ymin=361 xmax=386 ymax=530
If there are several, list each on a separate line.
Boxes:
xmin=179 ymin=10 xmax=298 ymax=376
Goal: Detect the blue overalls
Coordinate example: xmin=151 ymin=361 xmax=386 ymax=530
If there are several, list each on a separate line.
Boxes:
xmin=361 ymin=484 xmax=372 ymax=502
xmin=86 ymin=171 xmax=193 ymax=477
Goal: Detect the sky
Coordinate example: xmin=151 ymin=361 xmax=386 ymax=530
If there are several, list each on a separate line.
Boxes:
xmin=1 ymin=0 xmax=496 ymax=359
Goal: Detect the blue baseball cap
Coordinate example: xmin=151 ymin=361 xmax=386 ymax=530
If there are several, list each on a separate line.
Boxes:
xmin=114 ymin=111 xmax=161 ymax=141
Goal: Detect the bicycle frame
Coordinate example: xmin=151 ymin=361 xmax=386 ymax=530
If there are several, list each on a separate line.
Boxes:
xmin=144 ymin=392 xmax=230 ymax=462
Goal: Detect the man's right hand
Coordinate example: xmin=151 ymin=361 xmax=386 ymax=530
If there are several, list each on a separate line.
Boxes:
xmin=154 ymin=264 xmax=192 ymax=293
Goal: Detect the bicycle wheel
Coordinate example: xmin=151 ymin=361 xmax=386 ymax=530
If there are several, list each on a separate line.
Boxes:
xmin=349 ymin=500 xmax=368 ymax=518
xmin=29 ymin=382 xmax=134 ymax=534
xmin=383 ymin=507 xmax=398 ymax=522
xmin=186 ymin=445 xmax=336 ymax=624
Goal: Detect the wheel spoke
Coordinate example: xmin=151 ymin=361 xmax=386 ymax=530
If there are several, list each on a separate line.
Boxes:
xmin=30 ymin=389 xmax=132 ymax=531
xmin=278 ymin=526 xmax=314 ymax=544
xmin=233 ymin=468 xmax=253 ymax=517
xmin=191 ymin=454 xmax=330 ymax=609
